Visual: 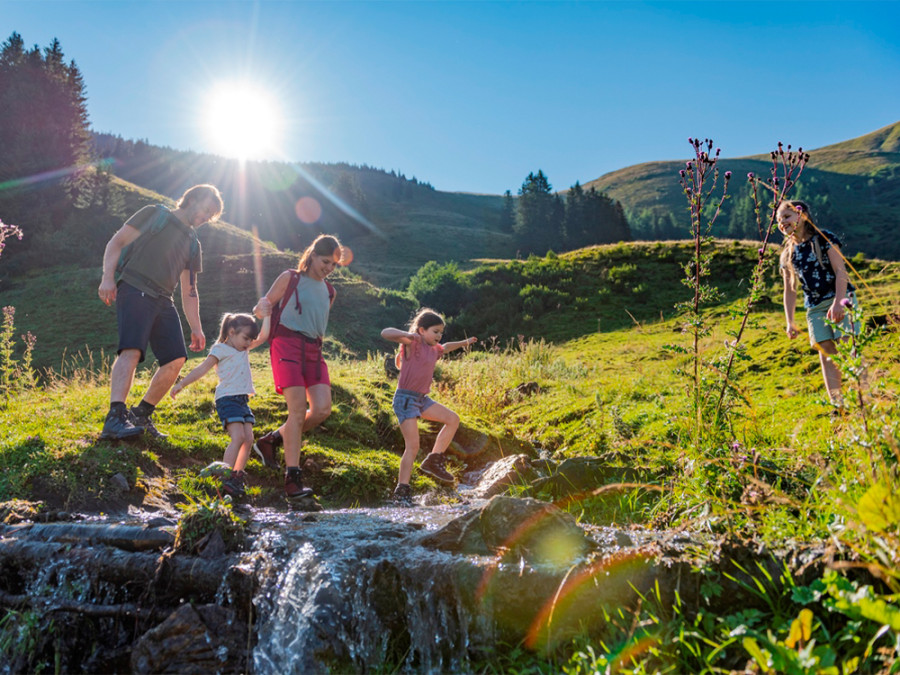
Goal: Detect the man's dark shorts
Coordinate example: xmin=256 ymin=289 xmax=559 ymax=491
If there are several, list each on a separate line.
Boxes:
xmin=116 ymin=282 xmax=187 ymax=365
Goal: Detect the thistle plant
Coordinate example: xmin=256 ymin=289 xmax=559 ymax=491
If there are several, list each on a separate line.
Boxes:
xmin=666 ymin=137 xmax=730 ymax=447
xmin=0 ymin=218 xmax=22 ymax=260
xmin=713 ymin=144 xmax=810 ymax=418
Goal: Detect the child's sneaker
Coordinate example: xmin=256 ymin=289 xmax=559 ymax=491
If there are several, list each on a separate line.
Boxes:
xmin=284 ymin=467 xmax=314 ymax=501
xmin=221 ymin=470 xmax=247 ymax=499
xmin=419 ymin=453 xmax=455 ymax=484
xmin=253 ymin=430 xmax=282 ymax=467
xmin=100 ymin=408 xmax=144 ymax=440
xmin=392 ymin=483 xmax=413 ymax=507
xmin=129 ymin=407 xmax=167 ymax=438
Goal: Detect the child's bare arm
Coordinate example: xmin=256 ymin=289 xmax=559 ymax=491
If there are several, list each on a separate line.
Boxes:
xmin=381 ymin=327 xmax=414 ymax=344
xmin=170 ymin=355 xmax=218 ymax=398
xmin=443 ymin=336 xmax=478 ymax=353
xmin=250 ymin=315 xmax=271 ymax=350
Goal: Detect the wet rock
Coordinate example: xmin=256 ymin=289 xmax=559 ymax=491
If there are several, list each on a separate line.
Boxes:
xmin=131 ymin=603 xmax=248 ymax=674
xmin=421 ymin=495 xmax=591 ymax=565
xmin=470 ymin=454 xmax=536 ymax=499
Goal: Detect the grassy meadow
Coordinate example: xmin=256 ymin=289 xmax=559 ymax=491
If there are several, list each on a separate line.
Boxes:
xmin=3 ymin=237 xmax=900 ymax=672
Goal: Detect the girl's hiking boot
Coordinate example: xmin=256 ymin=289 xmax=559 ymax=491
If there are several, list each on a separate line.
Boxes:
xmin=100 ymin=408 xmax=143 ymax=440
xmin=129 ymin=407 xmax=167 ymax=438
xmin=419 ymin=453 xmax=455 ymax=484
xmin=284 ymin=467 xmax=314 ymax=501
xmin=222 ymin=470 xmax=247 ymax=499
xmin=253 ymin=430 xmax=282 ymax=468
xmin=392 ymin=483 xmax=413 ymax=507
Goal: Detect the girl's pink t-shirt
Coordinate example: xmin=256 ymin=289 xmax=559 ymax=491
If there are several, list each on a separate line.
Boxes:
xmin=397 ymin=334 xmax=444 ymax=394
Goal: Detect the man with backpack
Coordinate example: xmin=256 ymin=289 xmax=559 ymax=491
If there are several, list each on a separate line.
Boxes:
xmin=97 ymin=184 xmax=224 ymax=440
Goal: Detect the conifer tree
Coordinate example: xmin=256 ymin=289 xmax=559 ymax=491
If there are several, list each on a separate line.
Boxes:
xmin=499 ymin=190 xmax=515 ymax=232
xmin=0 ymin=33 xmax=94 ymax=239
xmin=514 ymin=170 xmax=557 ymax=254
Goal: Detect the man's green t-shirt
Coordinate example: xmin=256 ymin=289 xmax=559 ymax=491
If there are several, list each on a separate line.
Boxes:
xmin=116 ymin=206 xmax=202 ymax=299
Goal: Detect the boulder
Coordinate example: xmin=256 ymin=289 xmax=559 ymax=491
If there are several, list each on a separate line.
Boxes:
xmin=470 ymin=454 xmax=536 ymax=499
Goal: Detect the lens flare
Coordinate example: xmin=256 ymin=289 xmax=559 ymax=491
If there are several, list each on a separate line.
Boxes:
xmin=295 ymin=197 xmax=322 ymax=224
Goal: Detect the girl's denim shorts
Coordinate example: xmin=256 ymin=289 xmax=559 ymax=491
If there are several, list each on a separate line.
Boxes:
xmin=215 ymin=394 xmax=256 ymax=429
xmin=392 ymin=388 xmax=436 ymax=425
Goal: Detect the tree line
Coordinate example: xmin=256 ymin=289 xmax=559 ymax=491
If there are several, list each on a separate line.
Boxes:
xmin=501 ymin=170 xmax=631 ymax=255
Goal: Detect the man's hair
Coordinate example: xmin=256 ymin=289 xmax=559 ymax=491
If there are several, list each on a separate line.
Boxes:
xmin=177 ymin=184 xmax=224 ymax=221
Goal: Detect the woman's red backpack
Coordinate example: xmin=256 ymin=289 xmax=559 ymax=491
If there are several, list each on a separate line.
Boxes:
xmin=268 ymin=270 xmax=335 ymax=343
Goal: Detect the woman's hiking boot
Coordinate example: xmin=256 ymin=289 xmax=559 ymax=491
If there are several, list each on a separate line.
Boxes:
xmin=392 ymin=483 xmax=413 ymax=507
xmin=222 ymin=470 xmax=247 ymax=499
xmin=100 ymin=407 xmax=143 ymax=440
xmin=129 ymin=407 xmax=167 ymax=438
xmin=253 ymin=430 xmax=282 ymax=468
xmin=284 ymin=467 xmax=314 ymax=501
xmin=419 ymin=453 xmax=455 ymax=484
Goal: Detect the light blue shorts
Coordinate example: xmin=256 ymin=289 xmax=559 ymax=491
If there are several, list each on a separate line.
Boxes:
xmin=392 ymin=388 xmax=436 ymax=425
xmin=806 ymin=292 xmax=860 ymax=344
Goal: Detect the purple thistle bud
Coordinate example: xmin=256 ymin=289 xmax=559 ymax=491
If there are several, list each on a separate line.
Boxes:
xmin=758 ymin=248 xmax=764 ymax=255
xmin=724 ymin=171 xmax=732 ymax=180
xmin=679 ymin=169 xmax=686 ymax=178
xmin=688 ymin=137 xmax=693 ymax=144
xmin=787 ymin=144 xmax=791 ymax=150
xmin=716 ymin=147 xmax=721 ymax=156
xmin=686 ymin=161 xmax=692 ymax=169
xmin=840 ymin=298 xmax=852 ymax=308
xmin=747 ymin=172 xmax=755 ymax=180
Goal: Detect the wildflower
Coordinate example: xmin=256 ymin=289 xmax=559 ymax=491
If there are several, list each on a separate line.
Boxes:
xmin=747 ymin=172 xmax=755 ymax=180
xmin=840 ymin=298 xmax=852 ymax=308
xmin=679 ymin=170 xmax=686 ymax=178
xmin=758 ymin=248 xmax=764 ymax=256
xmin=724 ymin=171 xmax=732 ymax=180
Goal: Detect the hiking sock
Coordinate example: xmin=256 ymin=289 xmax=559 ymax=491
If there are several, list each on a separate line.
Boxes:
xmin=109 ymin=401 xmax=127 ymax=417
xmin=133 ymin=400 xmax=156 ymax=417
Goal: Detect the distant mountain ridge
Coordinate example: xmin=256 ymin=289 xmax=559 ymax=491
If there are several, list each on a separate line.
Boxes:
xmin=584 ymin=120 xmax=900 ymax=259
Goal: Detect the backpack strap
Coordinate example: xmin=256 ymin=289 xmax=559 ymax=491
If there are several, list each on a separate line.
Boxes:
xmin=268 ymin=270 xmax=302 ymax=343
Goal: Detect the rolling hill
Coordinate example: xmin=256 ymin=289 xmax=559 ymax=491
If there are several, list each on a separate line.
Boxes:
xmin=585 ymin=120 xmax=900 ymax=258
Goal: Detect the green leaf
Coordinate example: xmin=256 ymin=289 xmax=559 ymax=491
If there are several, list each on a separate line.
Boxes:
xmin=857 ymin=482 xmax=900 ymax=532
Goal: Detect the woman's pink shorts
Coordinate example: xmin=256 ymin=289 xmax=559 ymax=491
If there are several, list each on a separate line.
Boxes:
xmin=270 ymin=333 xmax=330 ymax=394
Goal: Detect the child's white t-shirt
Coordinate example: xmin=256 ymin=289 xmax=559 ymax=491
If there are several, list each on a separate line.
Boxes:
xmin=209 ymin=343 xmax=255 ymax=399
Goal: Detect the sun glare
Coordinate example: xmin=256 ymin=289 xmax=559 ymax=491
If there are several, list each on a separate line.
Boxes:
xmin=205 ymin=83 xmax=283 ymax=160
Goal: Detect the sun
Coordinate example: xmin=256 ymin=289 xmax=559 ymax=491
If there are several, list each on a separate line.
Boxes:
xmin=205 ymin=82 xmax=283 ymax=160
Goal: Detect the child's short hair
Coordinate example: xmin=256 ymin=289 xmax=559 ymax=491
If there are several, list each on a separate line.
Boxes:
xmin=217 ymin=313 xmax=260 ymax=343
xmin=408 ymin=308 xmax=444 ymax=332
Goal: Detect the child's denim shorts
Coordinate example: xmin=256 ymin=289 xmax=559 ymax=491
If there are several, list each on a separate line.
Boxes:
xmin=215 ymin=394 xmax=255 ymax=429
xmin=806 ymin=292 xmax=860 ymax=345
xmin=392 ymin=388 xmax=436 ymax=425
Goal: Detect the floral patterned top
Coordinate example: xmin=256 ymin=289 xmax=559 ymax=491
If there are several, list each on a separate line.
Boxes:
xmin=786 ymin=229 xmax=854 ymax=308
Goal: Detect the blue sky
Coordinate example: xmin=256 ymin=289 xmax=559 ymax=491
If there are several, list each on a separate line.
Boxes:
xmin=3 ymin=1 xmax=899 ymax=195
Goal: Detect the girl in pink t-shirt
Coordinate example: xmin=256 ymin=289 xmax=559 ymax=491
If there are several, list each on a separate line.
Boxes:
xmin=381 ymin=309 xmax=477 ymax=506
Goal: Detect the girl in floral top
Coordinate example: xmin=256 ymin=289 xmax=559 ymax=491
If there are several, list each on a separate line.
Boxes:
xmin=777 ymin=200 xmax=859 ymax=409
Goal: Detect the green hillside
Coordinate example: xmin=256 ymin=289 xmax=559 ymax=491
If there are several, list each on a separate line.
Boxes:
xmin=585 ymin=120 xmax=900 ymax=259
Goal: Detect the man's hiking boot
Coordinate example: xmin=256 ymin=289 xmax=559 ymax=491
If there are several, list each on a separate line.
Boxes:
xmin=221 ymin=470 xmax=247 ymax=499
xmin=130 ymin=407 xmax=167 ymax=438
xmin=253 ymin=430 xmax=282 ymax=468
xmin=419 ymin=453 xmax=455 ymax=485
xmin=392 ymin=483 xmax=413 ymax=507
xmin=100 ymin=408 xmax=143 ymax=440
xmin=284 ymin=467 xmax=314 ymax=501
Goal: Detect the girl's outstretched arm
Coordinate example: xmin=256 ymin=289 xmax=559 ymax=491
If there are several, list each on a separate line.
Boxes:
xmin=381 ymin=327 xmax=415 ymax=344
xmin=250 ymin=315 xmax=271 ymax=350
xmin=443 ymin=336 xmax=478 ymax=353
xmin=781 ymin=268 xmax=799 ymax=340
xmin=170 ymin=355 xmax=218 ymax=399
xmin=826 ymin=246 xmax=850 ymax=323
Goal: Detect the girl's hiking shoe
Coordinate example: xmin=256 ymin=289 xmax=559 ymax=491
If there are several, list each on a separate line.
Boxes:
xmin=222 ymin=470 xmax=247 ymax=499
xmin=392 ymin=483 xmax=413 ymax=507
xmin=284 ymin=467 xmax=314 ymax=501
xmin=100 ymin=408 xmax=144 ymax=440
xmin=419 ymin=453 xmax=455 ymax=484
xmin=253 ymin=430 xmax=282 ymax=468
xmin=129 ymin=407 xmax=167 ymax=438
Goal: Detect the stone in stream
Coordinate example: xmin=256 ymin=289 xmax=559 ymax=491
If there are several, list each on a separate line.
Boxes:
xmin=469 ymin=453 xmax=536 ymax=499
xmin=420 ymin=494 xmax=592 ymax=565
